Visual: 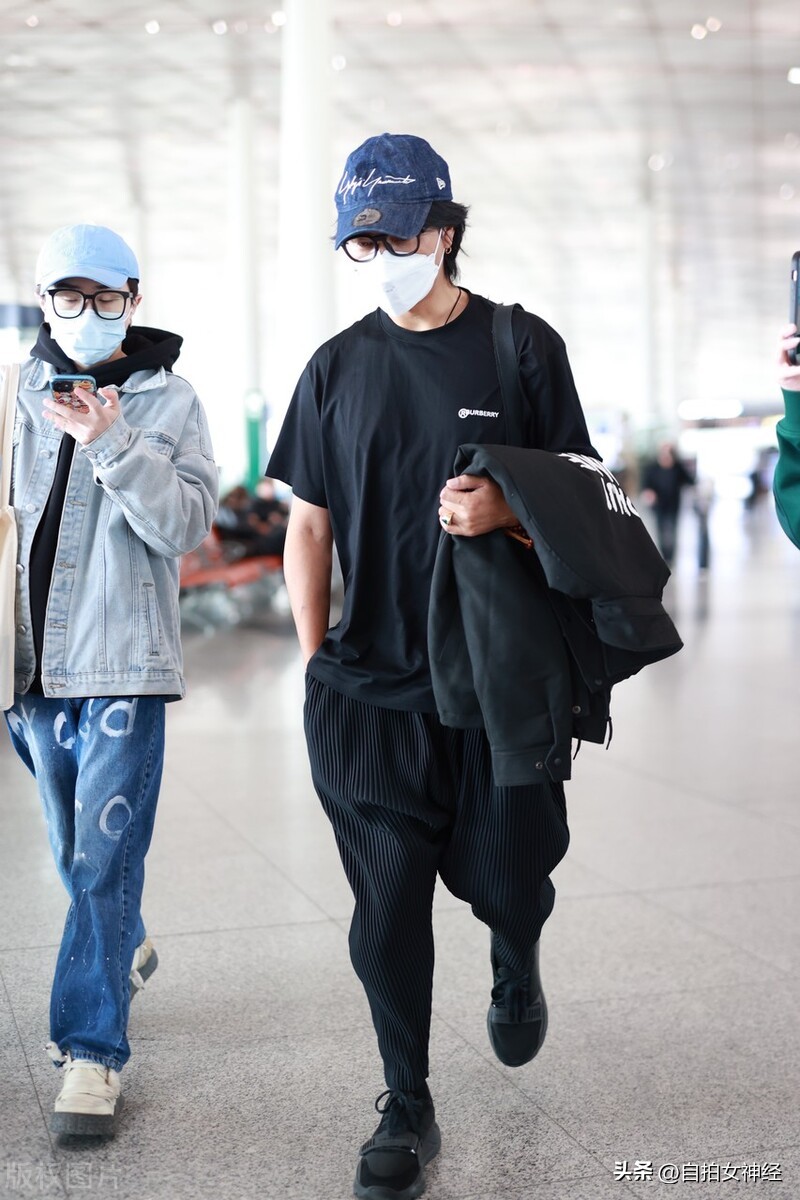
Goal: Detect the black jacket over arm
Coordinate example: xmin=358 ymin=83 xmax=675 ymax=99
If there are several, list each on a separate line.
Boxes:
xmin=428 ymin=446 xmax=683 ymax=787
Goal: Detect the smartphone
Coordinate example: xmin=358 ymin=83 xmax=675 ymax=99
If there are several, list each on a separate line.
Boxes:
xmin=790 ymin=252 xmax=800 ymax=366
xmin=50 ymin=374 xmax=97 ymax=411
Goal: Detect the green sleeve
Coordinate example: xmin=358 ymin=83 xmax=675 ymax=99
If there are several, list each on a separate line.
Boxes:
xmin=774 ymin=389 xmax=800 ymax=549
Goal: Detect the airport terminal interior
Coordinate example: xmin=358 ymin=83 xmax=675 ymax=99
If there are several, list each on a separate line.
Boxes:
xmin=2 ymin=1 xmax=800 ymax=1198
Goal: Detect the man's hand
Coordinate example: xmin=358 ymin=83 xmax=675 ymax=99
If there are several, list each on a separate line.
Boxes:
xmin=438 ymin=473 xmax=517 ymax=537
xmin=42 ymin=385 xmax=121 ymax=447
xmin=778 ymin=324 xmax=800 ymax=392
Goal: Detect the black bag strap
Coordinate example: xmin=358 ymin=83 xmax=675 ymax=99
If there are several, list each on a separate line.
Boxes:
xmin=492 ymin=302 xmax=526 ymax=447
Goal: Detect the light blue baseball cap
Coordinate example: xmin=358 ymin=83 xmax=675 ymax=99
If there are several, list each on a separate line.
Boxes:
xmin=35 ymin=224 xmax=140 ymax=290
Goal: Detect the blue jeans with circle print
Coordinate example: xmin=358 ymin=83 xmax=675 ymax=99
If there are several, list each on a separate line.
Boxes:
xmin=5 ymin=695 xmax=165 ymax=1071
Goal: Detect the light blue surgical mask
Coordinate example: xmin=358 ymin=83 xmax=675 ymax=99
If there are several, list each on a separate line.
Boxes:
xmin=48 ymin=308 xmax=128 ymax=367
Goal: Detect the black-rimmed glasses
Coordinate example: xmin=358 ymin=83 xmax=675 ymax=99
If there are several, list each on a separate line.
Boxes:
xmin=342 ymin=231 xmax=428 ymax=262
xmin=46 ymin=287 xmax=134 ymax=320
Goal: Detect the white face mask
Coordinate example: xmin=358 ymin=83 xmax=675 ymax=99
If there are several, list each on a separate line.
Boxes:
xmin=48 ymin=308 xmax=128 ymax=367
xmin=370 ymin=230 xmax=444 ymax=317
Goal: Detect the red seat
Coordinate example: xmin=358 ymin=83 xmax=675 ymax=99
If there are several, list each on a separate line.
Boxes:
xmin=180 ymin=530 xmax=282 ymax=592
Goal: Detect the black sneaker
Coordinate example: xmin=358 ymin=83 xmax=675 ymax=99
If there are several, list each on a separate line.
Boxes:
xmin=354 ymin=1085 xmax=441 ymax=1200
xmin=486 ymin=936 xmax=548 ymax=1067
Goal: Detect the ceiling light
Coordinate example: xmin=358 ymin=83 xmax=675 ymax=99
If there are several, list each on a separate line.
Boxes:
xmin=25 ymin=14 xmax=39 ymax=27
xmin=211 ymin=19 xmax=228 ymax=34
xmin=648 ymin=154 xmax=666 ymax=171
xmin=331 ymin=54 xmax=347 ymax=71
xmin=387 ymin=11 xmax=402 ymax=25
xmin=706 ymin=17 xmax=722 ymax=32
xmin=780 ymin=183 xmax=796 ymax=200
xmin=788 ymin=68 xmax=800 ymax=85
xmin=271 ymin=10 xmax=287 ymax=26
xmin=144 ymin=20 xmax=160 ymax=34
xmin=691 ymin=24 xmax=708 ymax=40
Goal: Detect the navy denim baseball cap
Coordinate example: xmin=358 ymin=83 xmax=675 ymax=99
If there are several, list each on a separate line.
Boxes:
xmin=35 ymin=224 xmax=140 ymax=290
xmin=334 ymin=133 xmax=452 ymax=250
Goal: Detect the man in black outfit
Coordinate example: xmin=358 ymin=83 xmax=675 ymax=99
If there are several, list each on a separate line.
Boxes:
xmin=640 ymin=441 xmax=694 ymax=567
xmin=268 ymin=133 xmax=598 ymax=1200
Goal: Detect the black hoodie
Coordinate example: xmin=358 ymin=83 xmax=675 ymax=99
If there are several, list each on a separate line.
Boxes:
xmin=26 ymin=324 xmax=184 ymax=693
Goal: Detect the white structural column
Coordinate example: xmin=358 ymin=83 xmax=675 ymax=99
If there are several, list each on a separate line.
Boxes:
xmin=130 ymin=203 xmax=149 ymax=324
xmin=640 ymin=166 xmax=682 ymax=437
xmin=271 ymin=0 xmax=334 ymax=429
xmin=230 ymin=94 xmax=260 ymax=403
xmin=640 ymin=168 xmax=665 ymax=435
xmin=228 ymin=94 xmax=263 ymax=483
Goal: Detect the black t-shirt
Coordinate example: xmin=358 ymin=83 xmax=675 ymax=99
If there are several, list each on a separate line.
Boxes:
xmin=267 ymin=292 xmax=597 ymax=711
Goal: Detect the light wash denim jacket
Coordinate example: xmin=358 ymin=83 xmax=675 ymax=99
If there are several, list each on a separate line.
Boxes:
xmin=5 ymin=358 xmax=218 ymax=699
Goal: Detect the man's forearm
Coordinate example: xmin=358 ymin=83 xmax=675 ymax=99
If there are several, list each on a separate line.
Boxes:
xmin=283 ymin=517 xmax=333 ymax=665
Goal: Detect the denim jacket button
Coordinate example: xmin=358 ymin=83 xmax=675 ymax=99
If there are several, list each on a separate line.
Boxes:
xmin=16 ymin=624 xmax=26 ymax=634
xmin=25 ymin=503 xmax=37 ymax=513
xmin=16 ymin=563 xmax=24 ymax=573
xmin=535 ymin=760 xmax=544 ymax=770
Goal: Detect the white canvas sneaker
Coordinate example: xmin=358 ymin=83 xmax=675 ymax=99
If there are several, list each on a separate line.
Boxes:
xmin=48 ymin=1050 xmax=123 ymax=1138
xmin=129 ymin=936 xmax=159 ymax=1000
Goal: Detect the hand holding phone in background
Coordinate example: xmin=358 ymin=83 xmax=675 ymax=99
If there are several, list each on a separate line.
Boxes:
xmin=777 ymin=254 xmax=800 ymax=391
xmin=788 ymin=252 xmax=800 ymax=367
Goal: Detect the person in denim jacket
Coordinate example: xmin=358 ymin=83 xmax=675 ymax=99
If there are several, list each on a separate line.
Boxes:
xmin=2 ymin=224 xmax=218 ymax=1139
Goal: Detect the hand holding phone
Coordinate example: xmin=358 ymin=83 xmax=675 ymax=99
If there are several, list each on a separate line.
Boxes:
xmin=789 ymin=252 xmax=800 ymax=366
xmin=50 ymin=374 xmax=97 ymax=413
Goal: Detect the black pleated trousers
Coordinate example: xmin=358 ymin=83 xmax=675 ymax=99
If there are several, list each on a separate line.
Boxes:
xmin=304 ymin=675 xmax=570 ymax=1093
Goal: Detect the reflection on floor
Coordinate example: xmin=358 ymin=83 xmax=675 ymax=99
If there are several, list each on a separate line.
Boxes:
xmin=1 ymin=497 xmax=799 ymax=1200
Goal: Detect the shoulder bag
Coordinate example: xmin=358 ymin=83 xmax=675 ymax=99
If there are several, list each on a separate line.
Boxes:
xmin=0 ymin=363 xmax=21 ymax=710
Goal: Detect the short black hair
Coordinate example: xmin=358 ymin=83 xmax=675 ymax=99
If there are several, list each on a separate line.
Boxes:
xmin=424 ymin=200 xmax=469 ymax=283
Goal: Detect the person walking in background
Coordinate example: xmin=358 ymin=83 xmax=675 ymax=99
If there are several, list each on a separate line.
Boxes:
xmin=268 ymin=132 xmax=599 ymax=1200
xmin=2 ymin=224 xmax=217 ymax=1138
xmin=773 ymin=322 xmax=800 ymax=546
xmin=640 ymin=441 xmax=695 ymax=567
xmin=692 ymin=477 xmax=715 ymax=573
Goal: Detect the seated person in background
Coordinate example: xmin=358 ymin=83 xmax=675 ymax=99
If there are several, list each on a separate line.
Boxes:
xmin=215 ymin=483 xmax=287 ymax=559
xmin=215 ymin=485 xmax=256 ymax=543
xmin=250 ymin=478 xmax=290 ymax=555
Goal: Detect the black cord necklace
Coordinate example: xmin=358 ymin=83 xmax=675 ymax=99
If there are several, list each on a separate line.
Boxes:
xmin=443 ymin=287 xmax=462 ymax=326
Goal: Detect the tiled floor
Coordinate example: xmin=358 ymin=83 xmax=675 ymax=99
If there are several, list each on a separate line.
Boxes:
xmin=1 ymin=497 xmax=799 ymax=1200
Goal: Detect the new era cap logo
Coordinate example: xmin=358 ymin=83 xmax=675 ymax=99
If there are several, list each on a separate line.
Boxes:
xmin=353 ymin=207 xmax=382 ymax=226
xmin=436 ymin=177 xmax=446 ymax=190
